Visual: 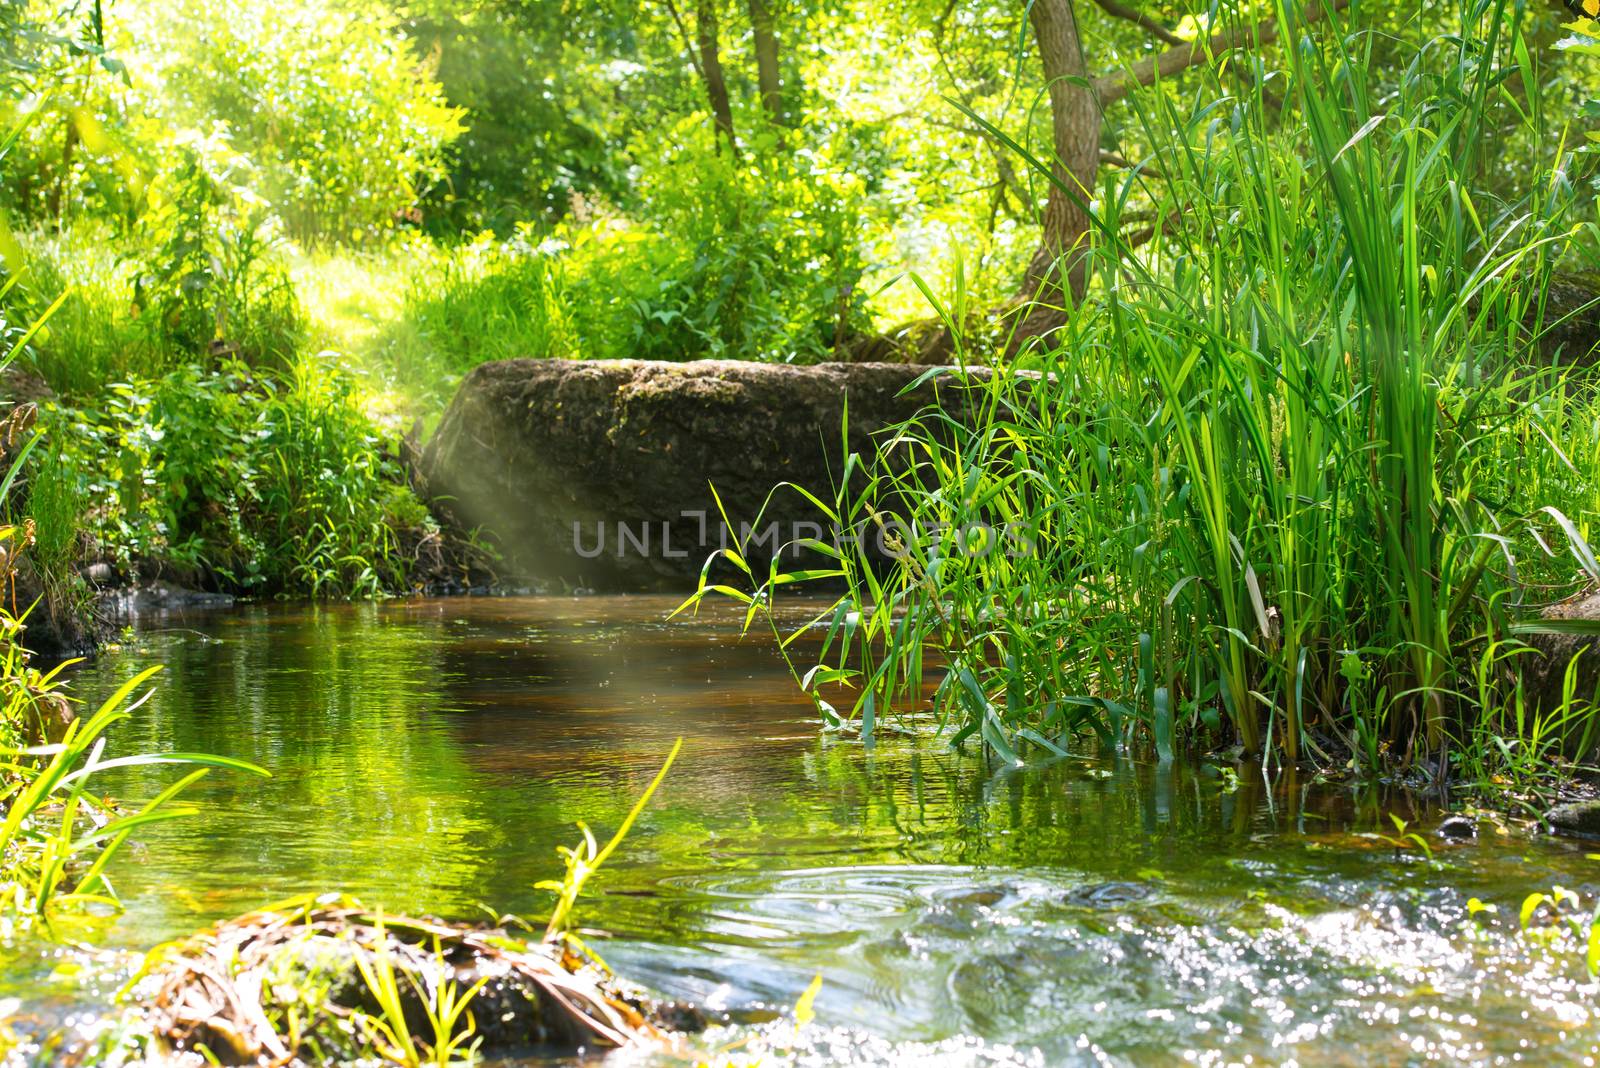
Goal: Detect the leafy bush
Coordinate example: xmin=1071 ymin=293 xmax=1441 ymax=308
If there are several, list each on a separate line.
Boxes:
xmin=253 ymin=353 xmax=423 ymax=597
xmin=125 ymin=0 xmax=465 ymax=242
xmin=1 ymin=0 xmax=464 ymax=244
xmin=130 ymin=153 xmax=304 ymax=369
xmin=407 ymin=4 xmax=630 ymax=232
xmin=569 ymin=123 xmax=875 ymax=363
xmin=4 ymin=165 xmax=305 ymax=397
xmin=368 ymin=124 xmax=878 ymax=409
xmin=38 ymin=355 xmax=426 ymax=596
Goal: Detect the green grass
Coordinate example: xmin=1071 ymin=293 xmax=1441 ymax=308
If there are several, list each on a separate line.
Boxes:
xmin=8 ymin=229 xmax=161 ymax=398
xmin=683 ymin=1 xmax=1600 ymax=781
xmin=359 ymin=233 xmax=574 ymax=419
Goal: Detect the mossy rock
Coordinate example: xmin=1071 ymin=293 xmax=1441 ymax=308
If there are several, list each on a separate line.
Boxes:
xmin=418 ymin=359 xmax=1010 ymax=590
xmin=1532 ymin=274 xmax=1600 ymax=368
xmin=120 ymin=895 xmax=704 ymax=1066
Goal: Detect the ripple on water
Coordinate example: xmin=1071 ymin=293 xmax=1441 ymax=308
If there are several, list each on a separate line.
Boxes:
xmin=612 ymin=861 xmax=1600 ymax=1066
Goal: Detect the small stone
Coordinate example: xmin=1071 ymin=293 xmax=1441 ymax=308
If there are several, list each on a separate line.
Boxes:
xmin=81 ymin=562 xmax=115 ymax=585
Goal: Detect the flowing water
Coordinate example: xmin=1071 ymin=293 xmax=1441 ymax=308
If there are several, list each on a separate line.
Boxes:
xmin=8 ymin=595 xmax=1600 ymax=1065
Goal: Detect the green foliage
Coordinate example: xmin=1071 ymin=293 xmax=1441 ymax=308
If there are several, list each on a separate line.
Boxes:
xmin=255 ymin=354 xmax=424 ymax=597
xmin=351 ymin=915 xmax=487 ymax=1067
xmin=369 ymin=230 xmax=575 ymax=413
xmin=582 ymin=124 xmax=874 ymax=363
xmin=406 ymin=5 xmax=629 ymax=232
xmin=369 ymin=131 xmax=877 ymax=413
xmin=0 ymin=0 xmax=463 ymax=244
xmin=5 ymin=229 xmax=152 ymax=395
xmin=25 ymin=436 xmax=87 ymax=592
xmin=1379 ymin=815 xmax=1435 ymax=863
xmin=121 ymin=0 xmax=465 ymax=242
xmin=38 ymin=354 xmax=428 ymax=596
xmin=3 ymin=184 xmax=304 ymax=397
xmin=0 ymin=284 xmax=271 ymax=927
xmin=130 ymin=153 xmax=304 ymax=369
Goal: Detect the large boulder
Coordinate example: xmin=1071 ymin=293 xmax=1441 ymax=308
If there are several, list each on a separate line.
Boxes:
xmin=418 ymin=359 xmax=988 ymax=590
xmin=1522 ymin=588 xmax=1600 ymax=718
xmin=1535 ymin=275 xmax=1600 ymax=368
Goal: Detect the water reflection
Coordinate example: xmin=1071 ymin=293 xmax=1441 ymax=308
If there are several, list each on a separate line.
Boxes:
xmin=48 ymin=595 xmax=1600 ymax=1064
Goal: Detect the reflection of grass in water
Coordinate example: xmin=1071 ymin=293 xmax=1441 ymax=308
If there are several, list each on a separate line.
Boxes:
xmin=90 ymin=610 xmax=499 ymax=928
xmin=0 ymin=664 xmax=268 ymax=927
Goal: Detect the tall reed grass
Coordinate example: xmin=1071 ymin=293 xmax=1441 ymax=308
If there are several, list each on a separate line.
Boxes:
xmin=685 ymin=1 xmax=1600 ymax=776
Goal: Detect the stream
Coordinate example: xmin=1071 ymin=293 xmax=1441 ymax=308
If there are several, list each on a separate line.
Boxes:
xmin=6 ymin=595 xmax=1600 ymax=1065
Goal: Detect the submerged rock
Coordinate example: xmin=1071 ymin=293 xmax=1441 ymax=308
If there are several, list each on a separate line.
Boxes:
xmin=102 ymin=581 xmax=236 ymax=615
xmin=419 ymin=359 xmax=998 ymax=589
xmin=122 ymin=896 xmax=703 ymax=1065
xmin=1065 ymin=881 xmax=1151 ymax=908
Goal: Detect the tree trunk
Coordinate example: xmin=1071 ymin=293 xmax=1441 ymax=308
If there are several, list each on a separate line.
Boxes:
xmin=47 ymin=116 xmax=78 ymax=227
xmin=1008 ymin=0 xmax=1101 ymax=350
xmin=747 ymin=0 xmax=783 ymax=125
xmin=696 ymin=0 xmax=739 ymax=153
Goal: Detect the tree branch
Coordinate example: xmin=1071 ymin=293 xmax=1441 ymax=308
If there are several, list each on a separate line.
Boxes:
xmin=1100 ymin=149 xmax=1165 ymax=179
xmin=659 ymin=0 xmax=706 ymax=81
xmin=1089 ymin=0 xmax=1185 ymax=47
xmin=1093 ymin=0 xmax=1348 ymax=107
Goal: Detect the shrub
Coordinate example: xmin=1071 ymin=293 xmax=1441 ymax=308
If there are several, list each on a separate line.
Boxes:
xmin=568 ymin=123 xmax=875 ymax=363
xmin=3 ymin=162 xmax=305 ymax=398
xmin=123 ymin=0 xmax=465 ymax=242
xmin=254 ymin=353 xmax=419 ymax=597
xmin=37 ymin=354 xmax=426 ymax=596
xmin=129 ymin=153 xmax=304 ymax=370
xmin=1 ymin=0 xmax=465 ymax=244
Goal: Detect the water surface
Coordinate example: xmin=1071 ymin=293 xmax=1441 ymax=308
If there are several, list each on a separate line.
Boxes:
xmin=21 ymin=596 xmax=1600 ymax=1064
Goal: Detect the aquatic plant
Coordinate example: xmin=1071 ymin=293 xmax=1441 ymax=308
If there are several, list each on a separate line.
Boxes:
xmin=1378 ymin=815 xmax=1435 ymax=864
xmin=540 ymin=736 xmax=682 ymax=954
xmin=349 ymin=914 xmax=488 ymax=1067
